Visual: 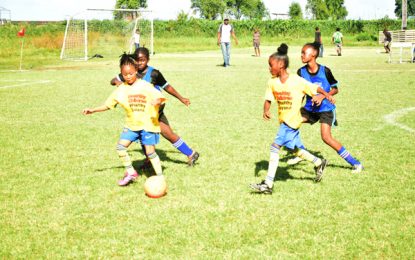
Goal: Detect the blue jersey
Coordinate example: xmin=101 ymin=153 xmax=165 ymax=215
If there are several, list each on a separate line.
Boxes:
xmin=143 ymin=66 xmax=161 ymax=91
xmin=299 ymin=65 xmax=338 ymax=112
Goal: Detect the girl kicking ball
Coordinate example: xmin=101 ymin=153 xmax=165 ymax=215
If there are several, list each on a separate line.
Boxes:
xmin=83 ymin=53 xmax=166 ymax=186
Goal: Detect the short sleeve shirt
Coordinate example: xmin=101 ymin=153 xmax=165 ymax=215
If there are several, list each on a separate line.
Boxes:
xmin=218 ymin=24 xmax=234 ymax=43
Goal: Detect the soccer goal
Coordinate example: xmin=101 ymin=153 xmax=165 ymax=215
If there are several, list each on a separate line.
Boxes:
xmin=60 ymin=8 xmax=153 ymax=61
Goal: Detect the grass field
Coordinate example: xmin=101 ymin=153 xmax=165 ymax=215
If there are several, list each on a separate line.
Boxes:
xmin=1 ymin=45 xmax=415 ymax=258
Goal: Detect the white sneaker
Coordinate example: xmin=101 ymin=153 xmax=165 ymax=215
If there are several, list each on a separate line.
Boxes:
xmin=351 ymin=164 xmax=363 ymax=174
xmin=287 ymin=156 xmax=303 ymax=165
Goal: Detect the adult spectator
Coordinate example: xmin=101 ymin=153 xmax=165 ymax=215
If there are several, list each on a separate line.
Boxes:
xmin=217 ymin=18 xmax=238 ymax=67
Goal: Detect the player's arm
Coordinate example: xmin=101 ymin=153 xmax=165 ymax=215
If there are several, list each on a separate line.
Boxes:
xmin=153 ymin=70 xmax=190 ymax=106
xmin=231 ymin=30 xmax=238 ymax=45
xmin=82 ymin=105 xmax=109 ymax=115
xmin=110 ymin=74 xmax=124 ymax=86
xmin=263 ymin=100 xmax=272 ymax=120
xmin=164 ymin=85 xmax=190 ymax=106
xmin=217 ymin=27 xmax=221 ymax=46
xmin=316 ymin=87 xmax=335 ymax=104
xmin=325 ymin=67 xmax=339 ymax=96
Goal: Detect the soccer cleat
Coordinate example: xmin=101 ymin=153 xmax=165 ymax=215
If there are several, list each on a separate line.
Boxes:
xmin=249 ymin=180 xmax=273 ymax=194
xmin=351 ymin=164 xmax=363 ymax=174
xmin=188 ymin=151 xmax=200 ymax=167
xmin=314 ymin=159 xmax=328 ymax=182
xmin=118 ymin=171 xmax=139 ymax=186
xmin=287 ymin=156 xmax=303 ymax=165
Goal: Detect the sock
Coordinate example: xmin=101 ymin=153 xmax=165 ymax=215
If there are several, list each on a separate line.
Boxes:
xmin=338 ymin=146 xmax=360 ymax=166
xmin=172 ymin=138 xmax=193 ymax=157
xmin=265 ymin=144 xmax=280 ymax=188
xmin=296 ymin=148 xmax=322 ymax=167
xmin=116 ymin=144 xmax=136 ymax=175
xmin=148 ymin=152 xmax=163 ymax=176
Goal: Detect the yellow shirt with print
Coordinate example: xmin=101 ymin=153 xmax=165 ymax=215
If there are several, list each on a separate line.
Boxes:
xmin=105 ymin=79 xmax=166 ymax=133
xmin=265 ymin=74 xmax=319 ymax=129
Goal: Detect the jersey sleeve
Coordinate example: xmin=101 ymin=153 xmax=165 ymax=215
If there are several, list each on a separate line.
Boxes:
xmin=104 ymin=88 xmax=120 ymax=109
xmin=324 ymin=67 xmax=338 ymax=88
xmin=217 ymin=24 xmax=222 ymax=33
xmin=117 ymin=73 xmax=124 ymax=82
xmin=264 ymin=80 xmax=274 ymax=101
xmin=152 ymin=69 xmax=168 ymax=89
xmin=296 ymin=68 xmax=301 ymax=77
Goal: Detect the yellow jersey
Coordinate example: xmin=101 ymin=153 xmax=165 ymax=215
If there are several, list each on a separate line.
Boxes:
xmin=265 ymin=74 xmax=318 ymax=129
xmin=105 ymin=79 xmax=166 ymax=133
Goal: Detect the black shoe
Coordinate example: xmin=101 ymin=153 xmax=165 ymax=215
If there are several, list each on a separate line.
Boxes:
xmin=249 ymin=180 xmax=273 ymax=194
xmin=314 ymin=159 xmax=328 ymax=182
xmin=188 ymin=151 xmax=199 ymax=166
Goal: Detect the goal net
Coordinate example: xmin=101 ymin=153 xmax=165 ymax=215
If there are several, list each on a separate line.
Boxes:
xmin=60 ymin=8 xmax=153 ymax=61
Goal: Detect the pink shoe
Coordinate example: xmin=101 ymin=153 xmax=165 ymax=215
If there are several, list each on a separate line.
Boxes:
xmin=118 ymin=171 xmax=139 ymax=186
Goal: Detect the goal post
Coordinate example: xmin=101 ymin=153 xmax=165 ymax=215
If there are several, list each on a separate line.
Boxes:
xmin=60 ymin=8 xmax=153 ymax=61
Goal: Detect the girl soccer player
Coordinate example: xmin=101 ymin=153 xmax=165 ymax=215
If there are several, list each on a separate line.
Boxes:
xmin=111 ymin=47 xmax=199 ymax=167
xmin=289 ymin=42 xmax=363 ymax=173
xmin=250 ymin=44 xmax=335 ymax=194
xmin=83 ymin=53 xmax=166 ymax=186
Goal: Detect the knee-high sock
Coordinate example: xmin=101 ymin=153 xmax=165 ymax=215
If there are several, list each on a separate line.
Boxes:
xmin=148 ymin=152 xmax=163 ymax=176
xmin=265 ymin=144 xmax=280 ymax=188
xmin=296 ymin=148 xmax=322 ymax=167
xmin=172 ymin=137 xmax=193 ymax=157
xmin=338 ymin=146 xmax=360 ymax=166
xmin=117 ymin=144 xmax=135 ymax=174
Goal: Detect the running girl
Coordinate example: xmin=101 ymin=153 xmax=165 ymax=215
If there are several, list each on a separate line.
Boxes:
xmin=250 ymin=44 xmax=335 ymax=194
xmin=83 ymin=53 xmax=166 ymax=186
xmin=111 ymin=47 xmax=199 ymax=167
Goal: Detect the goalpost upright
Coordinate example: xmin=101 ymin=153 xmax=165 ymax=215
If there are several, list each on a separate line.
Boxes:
xmin=60 ymin=8 xmax=153 ymax=61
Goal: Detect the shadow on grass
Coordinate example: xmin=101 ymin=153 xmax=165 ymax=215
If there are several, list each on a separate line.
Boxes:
xmin=94 ymin=148 xmax=188 ymax=177
xmin=255 ymin=160 xmax=315 ymax=182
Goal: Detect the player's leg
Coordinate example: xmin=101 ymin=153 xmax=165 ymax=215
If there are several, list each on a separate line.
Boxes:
xmin=320 ymin=115 xmax=363 ymax=173
xmin=117 ymin=129 xmax=139 ymax=186
xmin=250 ymin=142 xmax=280 ymax=194
xmin=141 ymin=131 xmax=163 ymax=176
xmin=220 ymin=42 xmax=227 ymax=66
xmin=226 ymin=42 xmax=231 ymax=66
xmin=159 ymin=114 xmax=199 ymax=166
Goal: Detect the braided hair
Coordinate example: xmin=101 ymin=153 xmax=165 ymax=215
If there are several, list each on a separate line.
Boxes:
xmin=119 ymin=52 xmax=138 ymax=68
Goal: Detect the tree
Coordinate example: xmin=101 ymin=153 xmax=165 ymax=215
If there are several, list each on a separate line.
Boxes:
xmin=289 ymin=2 xmax=303 ymax=19
xmin=114 ymin=0 xmax=147 ymax=19
xmin=306 ymin=0 xmax=347 ymax=20
xmin=191 ymin=0 xmax=226 ymax=20
xmin=225 ymin=0 xmax=268 ymax=19
xmin=395 ymin=0 xmax=415 ymax=17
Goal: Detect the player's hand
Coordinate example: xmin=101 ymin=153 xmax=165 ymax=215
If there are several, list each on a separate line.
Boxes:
xmin=263 ymin=111 xmax=271 ymax=121
xmin=312 ymin=95 xmax=325 ymax=106
xmin=82 ymin=108 xmax=94 ymax=115
xmin=181 ymin=98 xmax=190 ymax=107
xmin=326 ymin=95 xmax=336 ymax=104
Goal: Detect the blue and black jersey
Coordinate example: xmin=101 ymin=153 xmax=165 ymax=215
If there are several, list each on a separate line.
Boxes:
xmin=297 ymin=65 xmax=338 ymax=113
xmin=117 ymin=66 xmax=169 ymax=92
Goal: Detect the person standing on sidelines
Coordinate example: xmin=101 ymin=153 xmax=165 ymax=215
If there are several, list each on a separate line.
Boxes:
xmin=217 ymin=18 xmax=238 ymax=67
xmin=314 ymin=27 xmax=323 ymax=57
xmin=133 ymin=28 xmax=140 ymax=51
xmin=332 ymin=28 xmax=343 ymax=56
xmin=288 ymin=42 xmax=363 ymax=173
xmin=382 ymin=28 xmax=392 ymax=53
xmin=253 ymin=28 xmax=261 ymax=57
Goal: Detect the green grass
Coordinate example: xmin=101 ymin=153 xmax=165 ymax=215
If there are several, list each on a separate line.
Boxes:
xmin=1 ymin=46 xmax=415 ymax=258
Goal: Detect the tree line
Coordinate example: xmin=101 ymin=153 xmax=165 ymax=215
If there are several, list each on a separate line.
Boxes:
xmin=115 ymin=0 xmax=415 ymax=20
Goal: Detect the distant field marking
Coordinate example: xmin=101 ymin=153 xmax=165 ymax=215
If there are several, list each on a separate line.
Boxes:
xmin=384 ymin=107 xmax=415 ymax=134
xmin=0 ymin=79 xmax=52 ymax=89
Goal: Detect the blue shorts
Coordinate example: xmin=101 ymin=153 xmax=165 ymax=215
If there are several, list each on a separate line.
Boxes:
xmin=119 ymin=128 xmax=160 ymax=145
xmin=274 ymin=123 xmax=304 ymax=150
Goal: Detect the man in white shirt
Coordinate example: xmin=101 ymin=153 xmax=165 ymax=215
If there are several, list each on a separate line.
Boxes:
xmin=217 ymin=18 xmax=238 ymax=67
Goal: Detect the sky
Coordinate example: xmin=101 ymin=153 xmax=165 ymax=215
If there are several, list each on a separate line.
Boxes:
xmin=0 ymin=0 xmax=397 ymax=21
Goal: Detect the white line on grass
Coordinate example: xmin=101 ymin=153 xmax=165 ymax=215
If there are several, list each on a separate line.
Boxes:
xmin=384 ymin=107 xmax=415 ymax=134
xmin=0 ymin=80 xmax=52 ymax=89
